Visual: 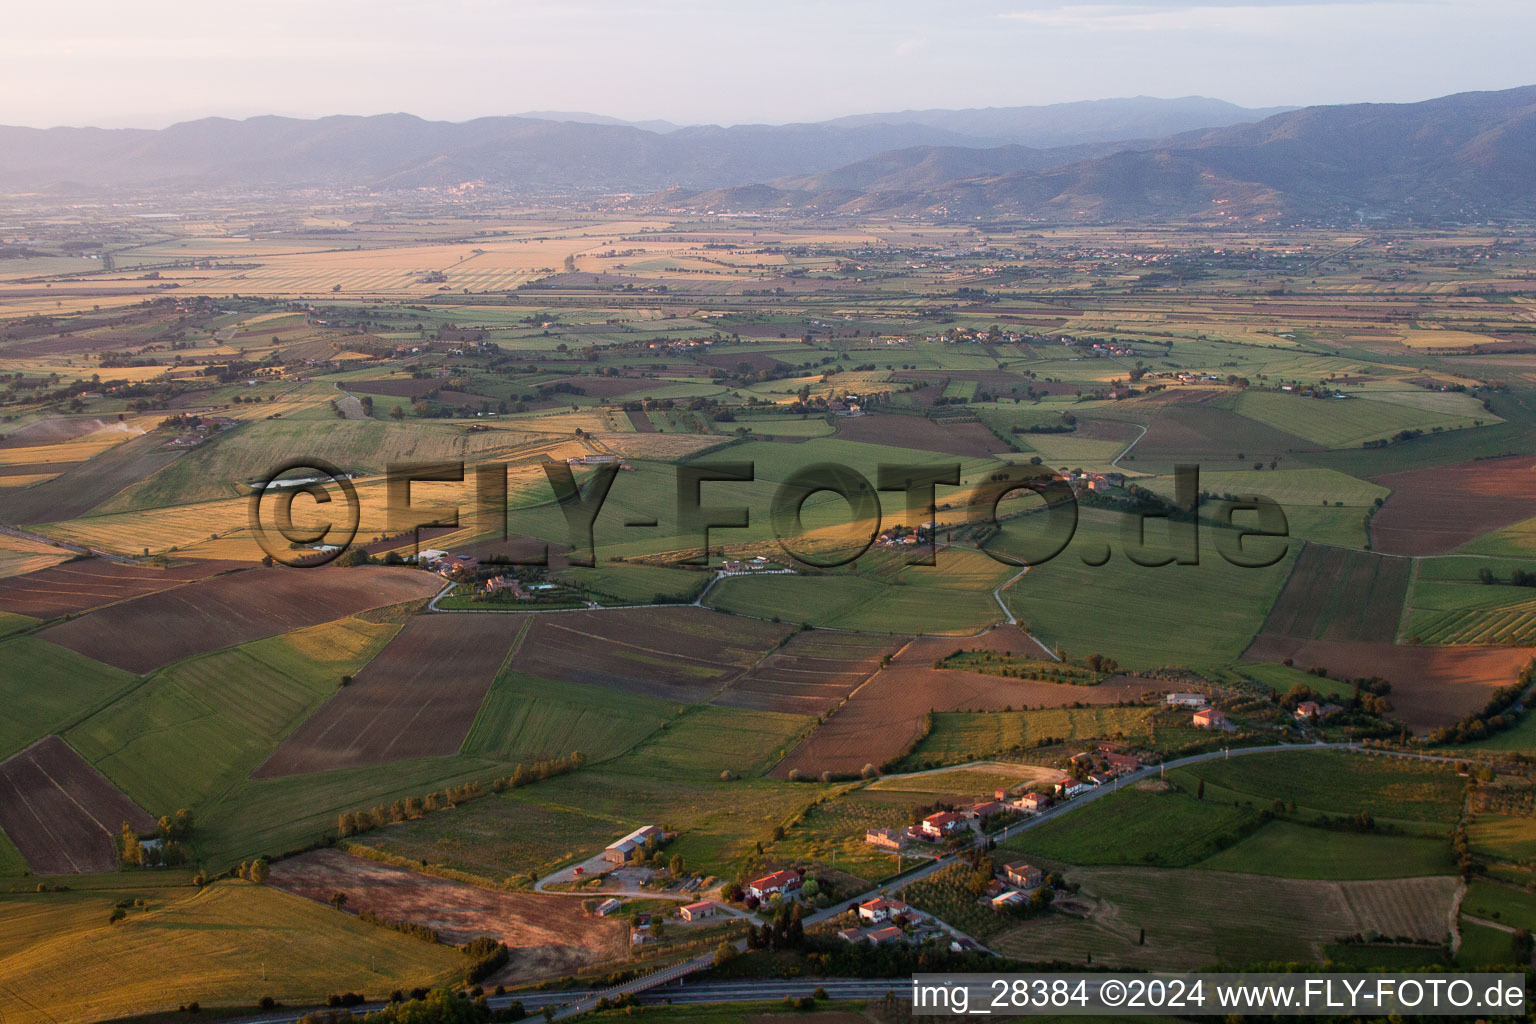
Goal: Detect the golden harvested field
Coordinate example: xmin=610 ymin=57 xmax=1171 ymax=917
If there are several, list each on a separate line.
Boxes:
xmin=0 ymin=881 xmax=463 ymax=1024
xmin=36 ymin=468 xmax=526 ymax=559
xmin=0 ymin=534 xmax=73 ymax=579
xmin=0 ymin=474 xmax=58 ymax=488
xmin=0 ymin=428 xmax=151 ymax=468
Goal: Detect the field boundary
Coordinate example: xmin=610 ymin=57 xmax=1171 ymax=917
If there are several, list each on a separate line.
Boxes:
xmin=457 ymin=616 xmax=534 ymax=757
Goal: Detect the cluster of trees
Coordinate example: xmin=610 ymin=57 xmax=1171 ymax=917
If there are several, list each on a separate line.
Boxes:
xmin=1363 ymin=428 xmax=1425 ymax=449
xmin=460 ymin=938 xmax=510 ymax=986
xmin=299 ymin=986 xmax=538 ymax=1024
xmin=119 ymin=809 xmax=195 ymax=867
xmin=338 ymin=755 xmax=584 ymax=838
xmin=235 ymin=857 xmax=270 ymax=883
xmin=1083 ymin=653 xmax=1119 ymax=676
xmin=359 ymin=908 xmax=439 ymax=944
xmin=746 ymin=900 xmax=806 ymax=951
xmin=157 ymin=413 xmax=220 ymax=431
xmin=1428 ymin=660 xmax=1535 ymax=745
xmin=1479 ymin=567 xmax=1536 ymax=587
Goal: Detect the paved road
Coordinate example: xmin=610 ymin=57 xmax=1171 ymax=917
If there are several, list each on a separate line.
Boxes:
xmin=226 ymin=742 xmax=1367 ymax=1023
xmin=222 ymin=977 xmax=914 ymax=1024
xmin=552 ymin=743 xmax=1355 ymax=1017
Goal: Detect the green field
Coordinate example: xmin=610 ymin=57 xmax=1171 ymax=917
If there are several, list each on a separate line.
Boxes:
xmin=192 ymin=753 xmax=508 ymax=869
xmin=462 ymin=670 xmax=676 ymax=764
xmin=998 ymin=508 xmax=1296 ymax=669
xmin=100 ymin=417 xmax=542 ymax=510
xmin=991 ymin=866 xmax=1459 ymax=970
xmin=353 ymin=788 xmax=629 ymax=883
xmin=706 ymin=570 xmax=1005 ymax=634
xmin=728 ymin=416 xmax=835 ymax=438
xmin=0 ymin=881 xmax=463 ymax=1024
xmin=0 ymin=829 xmax=27 ymax=878
xmin=1237 ymin=660 xmax=1357 ymax=698
xmin=0 ymin=637 xmax=138 ymax=760
xmin=366 ymin=765 xmax=822 ymax=884
xmin=66 ymin=616 xmax=400 ymax=815
xmin=1170 ymin=751 xmax=1463 ymax=830
xmin=1462 ymin=879 xmax=1536 ymax=931
xmin=1004 ymin=784 xmax=1260 ymax=868
xmin=1196 ymin=821 xmax=1454 ymax=878
xmin=1456 ymin=918 xmax=1519 ymax=967
xmin=620 ymin=705 xmax=812 ymax=781
xmin=1468 ymin=812 xmax=1536 ymax=862
xmin=559 ymin=563 xmax=711 ymax=604
xmin=900 ymin=708 xmax=1155 ymax=767
xmin=1236 ymin=390 xmax=1490 ymax=449
xmin=1153 ymin=467 xmax=1388 ymax=508
xmin=1405 ymin=580 xmax=1536 ymax=645
xmin=0 ymin=612 xmax=37 ymax=638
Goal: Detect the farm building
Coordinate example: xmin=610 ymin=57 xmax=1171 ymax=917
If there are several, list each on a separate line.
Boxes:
xmin=921 ymin=811 xmax=968 ymax=838
xmin=604 ymin=824 xmax=663 ymax=864
xmin=1192 ymin=708 xmax=1231 ymax=730
xmin=593 ymin=898 xmax=622 ymax=917
xmin=1003 ymin=861 xmax=1043 ymax=890
xmin=991 ymin=891 xmax=1028 ymax=910
xmin=866 ymin=925 xmax=904 ymax=944
xmin=865 ymin=827 xmax=907 ymax=851
xmin=1295 ymin=701 xmax=1321 ymax=720
xmin=1102 ymin=752 xmax=1141 ymax=773
xmin=747 ymin=869 xmax=803 ymax=900
xmin=968 ymin=800 xmax=1007 ymax=819
xmin=858 ymin=898 xmax=908 ymax=924
xmin=1166 ymin=692 xmax=1207 ymax=709
xmin=679 ymin=900 xmax=716 ymax=922
xmin=837 ymin=927 xmax=864 ymax=942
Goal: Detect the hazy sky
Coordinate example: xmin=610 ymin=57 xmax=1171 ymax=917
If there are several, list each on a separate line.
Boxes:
xmin=4 ymin=0 xmax=1533 ymax=128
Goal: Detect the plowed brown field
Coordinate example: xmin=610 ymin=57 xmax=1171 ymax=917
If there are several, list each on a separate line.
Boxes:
xmin=712 ymin=630 xmax=903 ymax=715
xmin=1369 ymin=455 xmax=1536 ymax=555
xmin=510 ymin=607 xmax=792 ymax=701
xmin=0 ymin=557 xmax=243 ymax=619
xmin=0 ymin=735 xmax=154 ymax=874
xmin=255 ymin=614 xmax=526 ymax=777
xmin=40 ymin=565 xmax=443 ymax=673
xmin=772 ymin=626 xmax=1155 ymax=778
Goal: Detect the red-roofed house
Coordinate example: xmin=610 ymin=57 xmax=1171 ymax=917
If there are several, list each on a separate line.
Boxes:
xmin=866 ymin=925 xmax=904 ymax=944
xmin=859 ymin=898 xmax=908 ymax=924
xmin=747 ymin=870 xmax=803 ymax=900
xmin=921 ymin=811 xmax=968 ymax=838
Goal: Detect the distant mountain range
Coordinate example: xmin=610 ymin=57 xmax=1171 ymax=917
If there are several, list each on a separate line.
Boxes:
xmin=2 ymin=89 xmax=1532 ymax=222
xmin=660 ymin=86 xmax=1536 ymax=223
xmin=0 ymin=96 xmax=1287 ymax=196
